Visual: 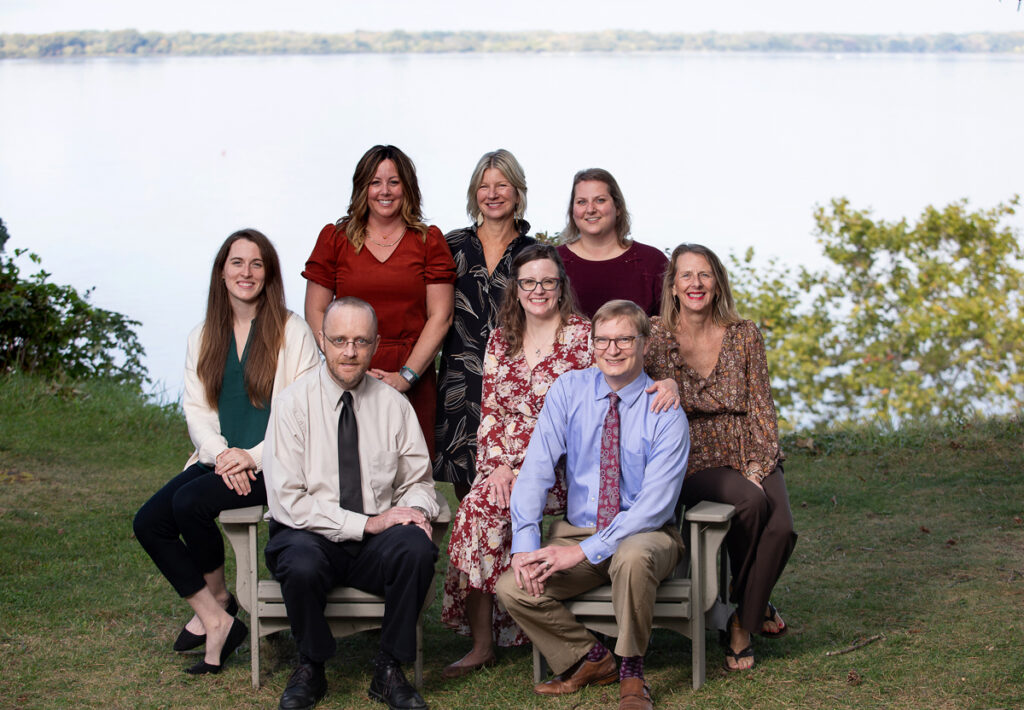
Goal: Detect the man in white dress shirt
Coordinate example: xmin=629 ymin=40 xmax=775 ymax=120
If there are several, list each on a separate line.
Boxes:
xmin=263 ymin=297 xmax=439 ymax=710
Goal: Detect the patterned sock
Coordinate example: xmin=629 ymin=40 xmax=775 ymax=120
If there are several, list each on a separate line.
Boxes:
xmin=619 ymin=655 xmax=644 ymax=680
xmin=585 ymin=641 xmax=609 ymax=663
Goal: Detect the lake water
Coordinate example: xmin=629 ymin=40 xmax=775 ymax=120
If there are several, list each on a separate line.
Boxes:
xmin=1 ymin=52 xmax=1022 ymax=399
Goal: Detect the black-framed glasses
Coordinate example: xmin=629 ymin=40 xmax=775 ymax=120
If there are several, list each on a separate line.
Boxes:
xmin=324 ymin=336 xmax=374 ymax=350
xmin=593 ymin=335 xmax=642 ymax=351
xmin=517 ymin=277 xmax=561 ymax=292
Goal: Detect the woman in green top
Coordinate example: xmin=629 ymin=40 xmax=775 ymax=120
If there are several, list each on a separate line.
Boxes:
xmin=134 ymin=229 xmax=320 ymax=674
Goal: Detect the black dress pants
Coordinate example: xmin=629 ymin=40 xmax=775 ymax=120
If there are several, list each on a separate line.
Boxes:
xmin=681 ymin=465 xmax=797 ymax=634
xmin=265 ymin=520 xmax=438 ymax=664
xmin=134 ymin=462 xmax=267 ymax=598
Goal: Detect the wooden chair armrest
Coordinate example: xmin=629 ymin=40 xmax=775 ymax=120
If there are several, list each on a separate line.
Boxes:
xmin=219 ymin=505 xmax=265 ymax=524
xmin=684 ymin=500 xmax=735 ymax=524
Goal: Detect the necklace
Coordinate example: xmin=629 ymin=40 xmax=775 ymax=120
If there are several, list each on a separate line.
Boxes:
xmin=525 ymin=328 xmax=556 ymax=358
xmin=365 ymin=223 xmax=406 ymax=248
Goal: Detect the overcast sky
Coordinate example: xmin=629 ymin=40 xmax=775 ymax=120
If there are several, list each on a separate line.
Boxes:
xmin=2 ymin=0 xmax=1022 ymax=35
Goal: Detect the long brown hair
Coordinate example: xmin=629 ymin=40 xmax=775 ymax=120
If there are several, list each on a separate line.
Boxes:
xmin=560 ymin=167 xmax=632 ymax=248
xmin=196 ymin=229 xmax=287 ymax=409
xmin=659 ymin=243 xmax=742 ymax=331
xmin=338 ymin=145 xmax=429 ymax=252
xmin=496 ymin=244 xmax=580 ymax=356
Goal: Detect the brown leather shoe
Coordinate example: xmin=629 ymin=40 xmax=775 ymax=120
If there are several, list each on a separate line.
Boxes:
xmin=619 ymin=677 xmax=653 ymax=710
xmin=533 ymin=651 xmax=618 ymax=696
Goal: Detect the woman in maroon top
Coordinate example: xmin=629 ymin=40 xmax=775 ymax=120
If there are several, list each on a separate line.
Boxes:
xmin=644 ymin=243 xmax=796 ymax=673
xmin=303 ymin=145 xmax=456 ymax=457
xmin=556 ymin=168 xmax=667 ymax=318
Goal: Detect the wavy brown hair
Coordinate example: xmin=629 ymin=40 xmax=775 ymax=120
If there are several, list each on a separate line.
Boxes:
xmin=659 ymin=243 xmax=742 ymax=331
xmin=338 ymin=145 xmax=429 ymax=252
xmin=561 ymin=167 xmax=632 ymax=248
xmin=196 ymin=229 xmax=287 ymax=409
xmin=496 ymin=244 xmax=580 ymax=356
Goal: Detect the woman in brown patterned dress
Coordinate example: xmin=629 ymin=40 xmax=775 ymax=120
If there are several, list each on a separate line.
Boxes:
xmin=644 ymin=243 xmax=796 ymax=673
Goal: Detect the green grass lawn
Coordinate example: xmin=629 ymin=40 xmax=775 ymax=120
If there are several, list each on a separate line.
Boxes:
xmin=1 ymin=373 xmax=1022 ymax=709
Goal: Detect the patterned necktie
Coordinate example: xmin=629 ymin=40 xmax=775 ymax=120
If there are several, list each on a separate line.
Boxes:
xmin=596 ymin=392 xmax=621 ymax=530
xmin=338 ymin=391 xmax=363 ymax=515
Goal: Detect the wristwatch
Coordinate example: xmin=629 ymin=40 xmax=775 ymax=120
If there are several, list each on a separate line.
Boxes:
xmin=399 ymin=366 xmax=419 ymax=386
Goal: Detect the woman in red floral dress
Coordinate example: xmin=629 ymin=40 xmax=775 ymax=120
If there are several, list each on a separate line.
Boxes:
xmin=440 ymin=244 xmax=592 ymax=678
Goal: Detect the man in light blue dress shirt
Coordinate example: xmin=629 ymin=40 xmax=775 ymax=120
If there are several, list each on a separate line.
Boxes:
xmin=496 ymin=300 xmax=689 ymax=710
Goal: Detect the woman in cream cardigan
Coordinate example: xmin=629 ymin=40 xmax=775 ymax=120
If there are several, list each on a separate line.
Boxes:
xmin=134 ymin=229 xmax=319 ymax=674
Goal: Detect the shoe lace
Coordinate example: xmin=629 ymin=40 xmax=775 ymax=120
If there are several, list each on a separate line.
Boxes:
xmin=288 ymin=663 xmax=315 ymax=686
xmin=381 ymin=663 xmax=410 ymax=694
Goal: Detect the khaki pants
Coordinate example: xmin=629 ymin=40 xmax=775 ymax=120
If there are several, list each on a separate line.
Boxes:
xmin=496 ymin=521 xmax=683 ymax=675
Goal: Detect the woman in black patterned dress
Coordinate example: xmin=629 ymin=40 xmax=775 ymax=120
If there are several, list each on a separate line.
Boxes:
xmin=434 ymin=150 xmax=535 ymax=499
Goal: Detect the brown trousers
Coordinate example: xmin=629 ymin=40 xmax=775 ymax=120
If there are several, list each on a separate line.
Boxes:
xmin=495 ymin=521 xmax=683 ymax=675
xmin=681 ymin=465 xmax=796 ymax=633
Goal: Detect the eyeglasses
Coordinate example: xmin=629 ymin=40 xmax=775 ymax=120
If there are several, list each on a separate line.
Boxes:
xmin=324 ymin=336 xmax=374 ymax=350
xmin=592 ymin=336 xmax=642 ymax=351
xmin=517 ymin=277 xmax=561 ymax=292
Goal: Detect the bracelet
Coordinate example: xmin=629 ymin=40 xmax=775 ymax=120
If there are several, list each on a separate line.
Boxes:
xmin=400 ymin=366 xmax=419 ymax=385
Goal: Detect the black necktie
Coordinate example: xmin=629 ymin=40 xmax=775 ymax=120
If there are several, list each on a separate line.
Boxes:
xmin=338 ymin=391 xmax=363 ymax=515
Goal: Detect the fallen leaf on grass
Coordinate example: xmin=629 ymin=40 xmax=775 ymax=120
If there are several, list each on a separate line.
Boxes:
xmin=794 ymin=436 xmax=817 ymax=453
xmin=1013 ymin=517 xmax=1022 ymax=525
xmin=919 ymin=526 xmax=931 ymax=534
xmin=847 ymin=670 xmax=862 ymax=686
xmin=945 ymin=538 xmax=957 ymax=547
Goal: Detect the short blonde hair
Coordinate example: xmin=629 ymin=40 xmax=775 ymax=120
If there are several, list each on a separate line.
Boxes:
xmin=591 ymin=299 xmax=650 ymax=339
xmin=466 ymin=149 xmax=528 ymax=225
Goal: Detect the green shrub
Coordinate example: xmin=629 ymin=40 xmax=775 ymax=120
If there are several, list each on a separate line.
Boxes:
xmin=0 ymin=218 xmax=147 ymax=387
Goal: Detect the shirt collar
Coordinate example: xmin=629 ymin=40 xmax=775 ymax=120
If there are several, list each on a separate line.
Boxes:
xmin=592 ymin=368 xmax=651 ymax=409
xmin=319 ymin=364 xmax=367 ymax=412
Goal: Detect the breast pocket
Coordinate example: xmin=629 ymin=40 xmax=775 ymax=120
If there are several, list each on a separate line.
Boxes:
xmin=368 ymin=450 xmax=400 ymax=508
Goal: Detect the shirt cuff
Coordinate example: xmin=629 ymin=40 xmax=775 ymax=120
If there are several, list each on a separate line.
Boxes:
xmin=579 ymin=534 xmax=613 ymax=564
xmin=510 ymin=527 xmax=541 ymax=555
xmin=333 ymin=512 xmax=369 ymax=543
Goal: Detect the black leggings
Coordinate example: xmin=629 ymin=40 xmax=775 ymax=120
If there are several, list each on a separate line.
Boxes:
xmin=133 ymin=462 xmax=266 ymax=598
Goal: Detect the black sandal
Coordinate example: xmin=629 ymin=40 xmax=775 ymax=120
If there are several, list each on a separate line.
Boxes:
xmin=760 ymin=601 xmax=788 ymax=639
xmin=722 ymin=613 xmax=755 ymax=672
xmin=723 ymin=642 xmax=755 ymax=672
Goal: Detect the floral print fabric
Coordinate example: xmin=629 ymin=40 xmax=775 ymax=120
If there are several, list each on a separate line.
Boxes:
xmin=441 ymin=314 xmax=593 ymax=646
xmin=644 ymin=318 xmax=784 ymax=477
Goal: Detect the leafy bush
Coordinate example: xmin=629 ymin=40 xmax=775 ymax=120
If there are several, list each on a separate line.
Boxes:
xmin=0 ymin=218 xmax=147 ymax=387
xmin=732 ymin=196 xmax=1024 ymax=428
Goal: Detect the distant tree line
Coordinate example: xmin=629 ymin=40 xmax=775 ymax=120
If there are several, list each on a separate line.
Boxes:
xmin=2 ymin=29 xmax=1024 ymax=59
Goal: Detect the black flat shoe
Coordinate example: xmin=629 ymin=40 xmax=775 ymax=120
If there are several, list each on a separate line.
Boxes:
xmin=173 ymin=594 xmax=240 ymax=652
xmin=184 ymin=617 xmax=247 ymax=675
